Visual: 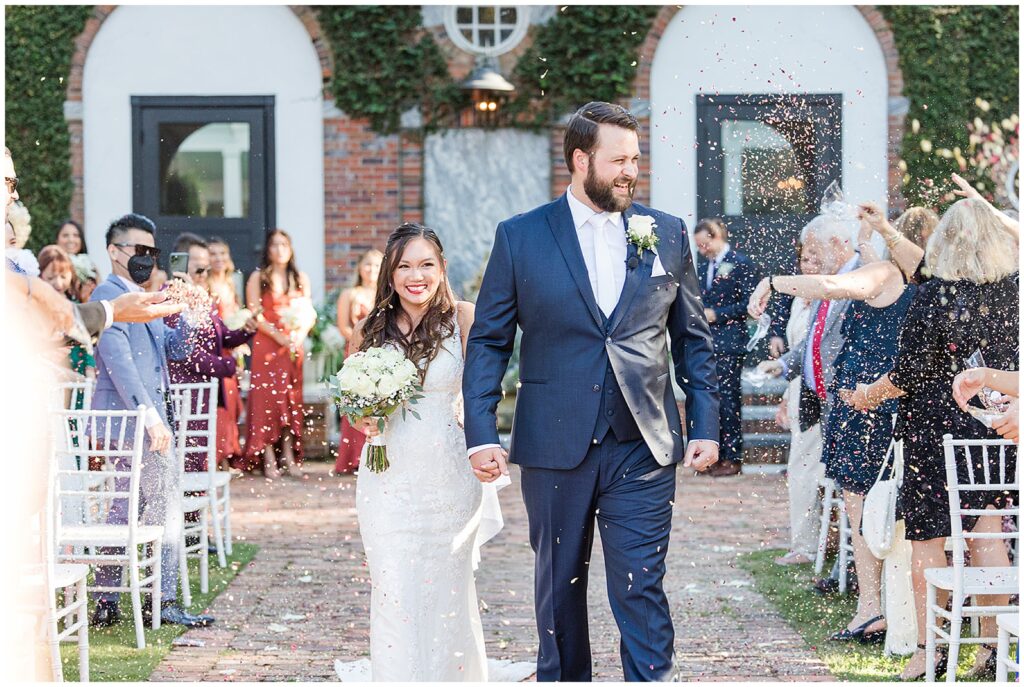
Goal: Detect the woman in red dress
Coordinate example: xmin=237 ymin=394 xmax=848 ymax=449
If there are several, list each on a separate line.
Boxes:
xmin=245 ymin=229 xmax=312 ymax=478
xmin=208 ymin=237 xmax=247 ymax=471
xmin=333 ymin=248 xmax=383 ymax=474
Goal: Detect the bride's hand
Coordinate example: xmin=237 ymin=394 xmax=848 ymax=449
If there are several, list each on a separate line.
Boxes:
xmin=357 ymin=416 xmax=384 ymax=438
xmin=470 ymin=447 xmax=508 ymax=483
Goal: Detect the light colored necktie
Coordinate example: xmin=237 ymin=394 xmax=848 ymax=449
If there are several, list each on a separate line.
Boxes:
xmin=592 ymin=216 xmax=618 ymax=316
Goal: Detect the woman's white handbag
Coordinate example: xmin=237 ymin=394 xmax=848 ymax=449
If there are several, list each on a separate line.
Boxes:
xmin=862 ymin=437 xmax=903 ymax=559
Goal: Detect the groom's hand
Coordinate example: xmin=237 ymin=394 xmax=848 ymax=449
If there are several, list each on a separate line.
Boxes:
xmin=470 ymin=447 xmax=508 ymax=483
xmin=683 ymin=440 xmax=719 ymax=472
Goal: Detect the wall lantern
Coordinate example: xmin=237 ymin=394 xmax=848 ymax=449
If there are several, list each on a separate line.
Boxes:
xmin=460 ymin=57 xmax=515 ymax=127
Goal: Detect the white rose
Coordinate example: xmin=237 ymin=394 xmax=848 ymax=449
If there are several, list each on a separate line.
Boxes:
xmin=628 ymin=215 xmax=656 ymax=238
xmin=376 ymin=373 xmax=402 ymax=398
xmin=350 ymin=372 xmax=377 ymax=399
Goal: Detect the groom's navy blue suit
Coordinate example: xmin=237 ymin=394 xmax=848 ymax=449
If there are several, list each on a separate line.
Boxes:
xmin=464 ymin=193 xmax=720 ymax=681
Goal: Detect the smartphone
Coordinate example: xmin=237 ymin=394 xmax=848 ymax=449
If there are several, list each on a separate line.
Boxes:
xmin=169 ymin=252 xmax=189 ymax=277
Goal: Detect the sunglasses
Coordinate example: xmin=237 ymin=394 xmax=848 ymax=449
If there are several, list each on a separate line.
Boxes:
xmin=193 ymin=267 xmax=209 ymax=276
xmin=113 ymin=242 xmax=161 ymax=258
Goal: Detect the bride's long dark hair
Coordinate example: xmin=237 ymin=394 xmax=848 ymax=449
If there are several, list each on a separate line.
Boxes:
xmin=359 ymin=223 xmax=456 ymax=375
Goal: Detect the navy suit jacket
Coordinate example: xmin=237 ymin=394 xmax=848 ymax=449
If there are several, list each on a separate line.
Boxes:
xmin=698 ymin=248 xmax=759 ymax=356
xmin=463 ymin=194 xmax=720 ymax=469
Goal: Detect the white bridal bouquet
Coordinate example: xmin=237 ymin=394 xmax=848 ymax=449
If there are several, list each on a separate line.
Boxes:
xmin=279 ymin=296 xmax=317 ymax=333
xmin=330 ymin=347 xmax=423 ymax=473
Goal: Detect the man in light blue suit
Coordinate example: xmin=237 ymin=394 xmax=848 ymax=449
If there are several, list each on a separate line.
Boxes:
xmin=465 ymin=102 xmax=721 ymax=681
xmin=89 ymin=213 xmax=214 ymax=629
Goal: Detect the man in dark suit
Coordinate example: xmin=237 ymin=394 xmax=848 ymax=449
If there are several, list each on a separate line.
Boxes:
xmin=695 ymin=218 xmax=759 ymax=477
xmin=464 ymin=102 xmax=720 ymax=681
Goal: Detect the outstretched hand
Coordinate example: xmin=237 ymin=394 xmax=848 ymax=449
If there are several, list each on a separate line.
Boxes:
xmin=112 ymin=291 xmax=186 ymax=323
xmin=683 ymin=439 xmax=718 ymax=472
xmin=950 ymin=172 xmax=983 ymax=201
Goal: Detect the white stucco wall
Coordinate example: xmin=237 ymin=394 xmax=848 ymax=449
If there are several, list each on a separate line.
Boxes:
xmin=649 ymin=5 xmax=888 ymax=229
xmin=82 ymin=5 xmax=326 ymax=297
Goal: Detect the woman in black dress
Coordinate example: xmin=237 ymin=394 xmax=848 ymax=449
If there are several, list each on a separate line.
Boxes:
xmin=848 ymin=197 xmax=1018 ymax=680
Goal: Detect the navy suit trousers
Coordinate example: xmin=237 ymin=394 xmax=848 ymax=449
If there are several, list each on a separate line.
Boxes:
xmin=520 ymin=436 xmax=677 ymax=681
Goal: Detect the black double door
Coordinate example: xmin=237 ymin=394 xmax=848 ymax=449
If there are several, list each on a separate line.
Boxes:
xmin=132 ymin=95 xmax=276 ymax=277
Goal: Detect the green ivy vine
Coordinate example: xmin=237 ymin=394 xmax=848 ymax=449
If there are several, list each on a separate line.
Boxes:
xmin=507 ymin=6 xmax=661 ymax=125
xmin=5 ymin=5 xmax=92 ymax=251
xmin=317 ymin=5 xmax=467 ymax=135
xmin=879 ymin=5 xmax=1019 ymax=208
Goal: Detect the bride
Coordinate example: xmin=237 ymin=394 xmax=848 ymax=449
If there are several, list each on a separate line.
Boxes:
xmin=335 ymin=223 xmax=532 ymax=682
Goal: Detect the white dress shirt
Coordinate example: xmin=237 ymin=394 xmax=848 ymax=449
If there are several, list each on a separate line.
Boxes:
xmin=565 ymin=185 xmax=628 ymax=314
xmin=705 ymin=242 xmax=731 ymax=290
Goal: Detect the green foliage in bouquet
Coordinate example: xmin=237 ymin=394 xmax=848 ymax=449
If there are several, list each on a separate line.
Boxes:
xmin=4 ymin=5 xmax=91 ymax=251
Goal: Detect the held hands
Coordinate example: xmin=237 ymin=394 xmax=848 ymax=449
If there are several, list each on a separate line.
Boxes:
xmin=147 ymin=422 xmax=173 ymax=454
xmin=683 ymin=439 xmax=718 ymax=472
xmin=840 ymin=383 xmax=881 ymax=412
xmin=748 ymin=277 xmax=772 ymax=319
xmin=469 ymin=447 xmax=509 ymax=483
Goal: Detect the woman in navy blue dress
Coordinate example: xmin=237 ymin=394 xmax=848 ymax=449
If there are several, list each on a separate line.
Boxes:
xmin=750 ymin=222 xmax=917 ymax=649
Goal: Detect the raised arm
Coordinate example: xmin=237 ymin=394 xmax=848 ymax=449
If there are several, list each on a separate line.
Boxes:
xmin=749 ymin=261 xmax=901 ymax=318
xmin=859 ymin=202 xmax=925 ymax=280
xmin=951 ymin=172 xmax=1019 ymax=242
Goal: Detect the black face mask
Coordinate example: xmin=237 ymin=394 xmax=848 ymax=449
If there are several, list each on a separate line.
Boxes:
xmin=126 ymin=254 xmax=155 ymax=285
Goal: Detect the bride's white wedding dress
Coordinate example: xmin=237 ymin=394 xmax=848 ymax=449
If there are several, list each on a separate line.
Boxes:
xmin=335 ymin=313 xmax=534 ymax=682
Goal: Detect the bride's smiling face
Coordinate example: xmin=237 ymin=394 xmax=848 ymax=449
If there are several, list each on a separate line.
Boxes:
xmin=392 ymin=237 xmax=444 ymax=308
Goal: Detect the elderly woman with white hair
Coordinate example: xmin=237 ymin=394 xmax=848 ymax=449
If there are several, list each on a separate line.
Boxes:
xmin=846 ymin=197 xmax=1018 ymax=680
xmin=751 ymin=207 xmax=917 ymax=652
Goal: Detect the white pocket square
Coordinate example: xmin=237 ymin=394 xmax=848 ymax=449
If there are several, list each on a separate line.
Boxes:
xmin=651 ymin=255 xmax=668 ymax=277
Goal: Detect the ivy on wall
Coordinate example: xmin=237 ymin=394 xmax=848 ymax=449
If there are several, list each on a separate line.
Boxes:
xmin=507 ymin=5 xmax=661 ymax=125
xmin=5 ymin=5 xmax=91 ymax=251
xmin=880 ymin=5 xmax=1019 ymax=208
xmin=317 ymin=5 xmax=467 ymax=135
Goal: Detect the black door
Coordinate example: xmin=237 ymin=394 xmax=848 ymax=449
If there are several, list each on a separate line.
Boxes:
xmin=132 ymin=96 xmax=275 ymax=276
xmin=696 ymin=93 xmax=842 ymax=276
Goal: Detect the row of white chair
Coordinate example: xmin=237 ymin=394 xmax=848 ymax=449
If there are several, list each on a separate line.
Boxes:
xmin=811 ymin=434 xmax=1019 ymax=682
xmin=43 ymin=378 xmax=237 ymax=679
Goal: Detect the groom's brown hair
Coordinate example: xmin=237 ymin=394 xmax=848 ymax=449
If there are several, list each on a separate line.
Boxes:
xmin=563 ymin=101 xmax=640 ymax=174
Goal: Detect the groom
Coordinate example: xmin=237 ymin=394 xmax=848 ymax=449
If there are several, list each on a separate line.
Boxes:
xmin=464 ymin=102 xmax=720 ymax=681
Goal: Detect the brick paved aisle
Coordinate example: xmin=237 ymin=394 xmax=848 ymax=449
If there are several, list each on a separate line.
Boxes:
xmin=151 ymin=464 xmax=831 ymax=682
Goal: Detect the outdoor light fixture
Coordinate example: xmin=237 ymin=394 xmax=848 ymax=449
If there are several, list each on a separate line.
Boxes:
xmin=460 ymin=56 xmax=514 ymax=126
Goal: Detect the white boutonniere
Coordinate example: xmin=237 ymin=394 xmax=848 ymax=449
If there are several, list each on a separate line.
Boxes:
xmin=717 ymin=262 xmax=735 ymax=277
xmin=626 ymin=215 xmax=659 ymax=258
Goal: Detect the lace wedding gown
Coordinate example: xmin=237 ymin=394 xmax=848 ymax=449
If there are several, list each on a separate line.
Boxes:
xmin=335 ymin=315 xmax=534 ymax=682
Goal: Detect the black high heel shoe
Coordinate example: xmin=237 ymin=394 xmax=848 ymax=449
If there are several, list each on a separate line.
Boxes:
xmin=900 ymin=643 xmax=949 ymax=681
xmin=828 ymin=614 xmax=885 ymax=642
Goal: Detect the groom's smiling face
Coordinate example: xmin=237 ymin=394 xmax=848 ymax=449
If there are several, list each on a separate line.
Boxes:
xmin=580 ymin=124 xmax=640 ymax=213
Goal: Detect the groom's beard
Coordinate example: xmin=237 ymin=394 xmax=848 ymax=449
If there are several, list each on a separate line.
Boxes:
xmin=584 ymin=165 xmax=635 ymax=213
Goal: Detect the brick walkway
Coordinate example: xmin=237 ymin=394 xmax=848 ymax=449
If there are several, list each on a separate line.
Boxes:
xmin=151 ymin=463 xmax=832 ymax=682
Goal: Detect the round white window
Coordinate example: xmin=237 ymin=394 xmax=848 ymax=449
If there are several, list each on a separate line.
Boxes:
xmin=443 ymin=6 xmax=530 ymax=57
